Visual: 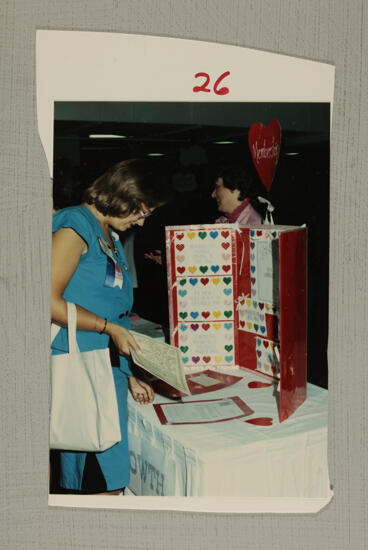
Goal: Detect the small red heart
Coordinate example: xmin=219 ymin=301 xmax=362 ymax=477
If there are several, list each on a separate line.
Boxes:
xmin=176 ymin=233 xmax=184 ymax=240
xmin=177 ymin=267 xmax=185 ymax=274
xmin=256 ymin=230 xmax=263 ymax=236
xmin=176 ymin=244 xmax=184 ymax=251
xmin=202 ymin=311 xmax=210 ymax=318
xmin=221 ymin=231 xmax=229 ymax=238
xmin=203 ymin=356 xmax=211 ymax=363
xmin=245 ymin=417 xmax=273 ymax=426
xmin=222 ymin=242 xmax=230 ymax=250
xmin=222 ymin=265 xmax=231 ymax=272
xmin=202 ymin=324 xmax=210 ymax=331
xmin=240 ymin=321 xmax=245 ymax=328
xmin=263 ymin=341 xmax=269 ymax=348
xmin=248 ymin=381 xmax=272 ymax=389
xmin=201 ymin=278 xmax=209 ymax=285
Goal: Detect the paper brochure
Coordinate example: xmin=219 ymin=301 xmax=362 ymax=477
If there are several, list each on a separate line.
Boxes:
xmin=129 ymin=331 xmax=190 ymax=395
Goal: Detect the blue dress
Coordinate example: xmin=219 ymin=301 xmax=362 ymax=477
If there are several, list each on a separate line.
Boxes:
xmin=52 ymin=205 xmax=133 ymax=491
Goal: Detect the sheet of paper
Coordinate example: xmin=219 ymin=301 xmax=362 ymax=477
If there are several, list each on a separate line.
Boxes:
xmin=186 ymin=370 xmax=243 ymax=395
xmin=167 ymin=225 xmax=236 ymax=368
xmin=155 ymin=396 xmax=253 ymax=425
xmin=188 ymin=373 xmax=222 ymax=387
xmin=129 ymin=330 xmax=191 ymax=395
xmin=250 ymin=230 xmax=280 ymax=305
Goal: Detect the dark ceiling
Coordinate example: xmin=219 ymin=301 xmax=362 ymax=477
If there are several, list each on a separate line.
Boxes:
xmin=54 ymin=101 xmax=330 ymax=157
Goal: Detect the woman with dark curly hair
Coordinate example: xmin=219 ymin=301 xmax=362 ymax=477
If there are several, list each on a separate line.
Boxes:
xmin=211 ymin=163 xmax=268 ymax=225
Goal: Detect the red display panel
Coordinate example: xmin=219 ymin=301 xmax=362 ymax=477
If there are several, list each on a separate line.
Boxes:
xmin=278 ymin=229 xmax=307 ymax=421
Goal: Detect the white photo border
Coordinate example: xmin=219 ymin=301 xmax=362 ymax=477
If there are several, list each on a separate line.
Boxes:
xmin=38 ymin=30 xmax=334 ymax=513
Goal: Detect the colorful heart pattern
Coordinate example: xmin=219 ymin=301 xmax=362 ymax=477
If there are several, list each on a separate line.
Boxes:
xmin=176 ymin=263 xmax=233 ymax=276
xmin=238 ymin=299 xmax=267 ymax=336
xmin=184 ymin=354 xmax=234 ymax=365
xmin=177 ymin=313 xmax=235 ymax=366
xmin=172 ymin=227 xmax=236 ymax=367
xmin=255 ymin=337 xmax=280 ymax=378
xmin=249 ymin=229 xmax=279 ymax=241
xmin=173 ymin=228 xmax=232 ymax=277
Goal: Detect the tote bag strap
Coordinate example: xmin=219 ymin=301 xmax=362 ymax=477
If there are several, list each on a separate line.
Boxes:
xmin=51 ymin=323 xmax=61 ymax=344
xmin=67 ymin=302 xmax=79 ymax=353
xmin=50 ymin=302 xmax=79 ymax=353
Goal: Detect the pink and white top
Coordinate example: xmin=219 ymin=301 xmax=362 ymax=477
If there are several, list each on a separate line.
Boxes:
xmin=216 ymin=198 xmax=263 ymax=226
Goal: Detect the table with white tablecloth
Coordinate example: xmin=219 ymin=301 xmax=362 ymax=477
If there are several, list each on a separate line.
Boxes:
xmin=127 ymin=367 xmax=330 ymax=498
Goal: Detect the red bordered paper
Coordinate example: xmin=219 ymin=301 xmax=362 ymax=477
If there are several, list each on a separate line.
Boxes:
xmin=153 ymin=395 xmax=254 ymax=425
xmin=186 ymin=369 xmax=243 ymax=395
xmin=147 ymin=369 xmax=242 ymax=399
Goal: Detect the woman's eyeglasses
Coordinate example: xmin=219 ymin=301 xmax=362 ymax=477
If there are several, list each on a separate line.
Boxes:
xmin=137 ymin=209 xmax=152 ymax=219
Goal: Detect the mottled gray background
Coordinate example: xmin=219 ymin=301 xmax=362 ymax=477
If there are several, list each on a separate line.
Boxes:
xmin=1 ymin=1 xmax=367 ymax=549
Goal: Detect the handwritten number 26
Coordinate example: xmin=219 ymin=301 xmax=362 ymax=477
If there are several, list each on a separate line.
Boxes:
xmin=193 ymin=71 xmax=230 ymax=95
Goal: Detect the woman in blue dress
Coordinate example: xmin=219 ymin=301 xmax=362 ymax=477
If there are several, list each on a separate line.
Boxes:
xmin=51 ymin=159 xmax=167 ymax=495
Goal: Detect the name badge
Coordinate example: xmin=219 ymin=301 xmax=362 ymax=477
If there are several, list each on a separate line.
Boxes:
xmin=98 ymin=236 xmax=123 ymax=289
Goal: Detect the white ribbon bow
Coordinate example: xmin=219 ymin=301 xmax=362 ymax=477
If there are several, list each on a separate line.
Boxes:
xmin=257 ymin=196 xmax=275 ymax=225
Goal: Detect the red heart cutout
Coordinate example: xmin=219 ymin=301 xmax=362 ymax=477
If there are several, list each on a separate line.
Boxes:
xmin=248 ymin=381 xmax=272 ymax=389
xmin=176 ymin=233 xmax=184 ymax=240
xmin=202 ymin=311 xmax=210 ymax=318
xmin=203 ymin=356 xmax=211 ymax=363
xmin=202 ymin=324 xmax=210 ymax=331
xmin=221 ymin=231 xmax=229 ymax=238
xmin=222 ymin=265 xmax=231 ymax=272
xmin=222 ymin=242 xmax=230 ymax=250
xmin=245 ymin=417 xmax=273 ymax=426
xmin=201 ymin=278 xmax=209 ymax=285
xmin=176 ymin=244 xmax=184 ymax=251
xmin=248 ymin=119 xmax=281 ymax=190
xmin=177 ymin=267 xmax=185 ymax=274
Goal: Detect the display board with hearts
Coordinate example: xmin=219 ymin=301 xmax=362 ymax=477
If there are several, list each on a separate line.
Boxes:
xmin=166 ymin=223 xmax=307 ymax=422
xmin=248 ymin=119 xmax=281 ymax=190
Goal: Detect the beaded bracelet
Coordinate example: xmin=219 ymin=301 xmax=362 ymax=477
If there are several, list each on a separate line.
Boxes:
xmin=99 ymin=318 xmax=107 ymax=334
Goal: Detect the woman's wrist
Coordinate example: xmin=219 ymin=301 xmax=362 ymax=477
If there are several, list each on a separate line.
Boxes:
xmin=95 ymin=316 xmax=112 ymax=335
xmin=104 ymin=320 xmax=119 ymax=337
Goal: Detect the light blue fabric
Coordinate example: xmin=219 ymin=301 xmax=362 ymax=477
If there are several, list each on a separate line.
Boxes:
xmin=52 ymin=205 xmax=134 ymax=491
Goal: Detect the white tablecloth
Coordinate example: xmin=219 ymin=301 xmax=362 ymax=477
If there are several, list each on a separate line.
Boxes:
xmin=127 ymin=368 xmax=329 ymax=498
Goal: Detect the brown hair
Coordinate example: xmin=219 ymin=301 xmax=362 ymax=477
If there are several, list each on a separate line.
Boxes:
xmin=83 ymin=159 xmax=168 ymax=217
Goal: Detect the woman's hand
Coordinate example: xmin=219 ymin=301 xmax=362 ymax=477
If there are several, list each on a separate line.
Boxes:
xmin=144 ymin=249 xmax=162 ymax=266
xmin=128 ymin=376 xmax=155 ymax=405
xmin=106 ymin=323 xmax=140 ymax=356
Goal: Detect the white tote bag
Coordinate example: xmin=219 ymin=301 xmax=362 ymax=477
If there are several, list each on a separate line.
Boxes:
xmin=50 ymin=302 xmax=122 ymax=452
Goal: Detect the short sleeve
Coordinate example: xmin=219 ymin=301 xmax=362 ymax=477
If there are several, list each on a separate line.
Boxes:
xmin=52 ymin=207 xmax=94 ymax=249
